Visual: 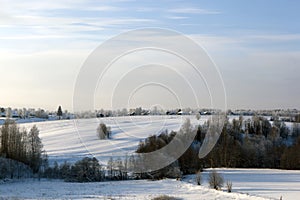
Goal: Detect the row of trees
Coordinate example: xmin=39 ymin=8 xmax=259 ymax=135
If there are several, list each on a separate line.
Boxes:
xmin=43 ymin=157 xmax=104 ymax=182
xmin=43 ymin=156 xmax=131 ymax=182
xmin=136 ymin=115 xmax=300 ymax=179
xmin=0 ymin=119 xmax=47 ymax=178
xmin=202 ymin=116 xmax=300 ymax=169
xmin=0 ymin=106 xmax=68 ymax=120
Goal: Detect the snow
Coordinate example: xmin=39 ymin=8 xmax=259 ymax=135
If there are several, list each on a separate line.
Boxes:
xmin=1 ymin=116 xmax=299 ymax=199
xmin=191 ymin=168 xmax=300 ymax=200
xmin=0 ymin=177 xmax=268 ymax=200
xmin=18 ymin=115 xmax=273 ymax=164
xmin=20 ymin=115 xmax=204 ymax=164
xmin=2 ymin=168 xmax=297 ymax=199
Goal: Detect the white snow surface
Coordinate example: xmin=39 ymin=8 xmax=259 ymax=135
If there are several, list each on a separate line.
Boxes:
xmin=0 ymin=177 xmax=268 ymax=200
xmin=1 ymin=168 xmax=300 ymax=200
xmin=20 ymin=115 xmax=203 ymax=164
xmin=194 ymin=168 xmax=300 ymax=200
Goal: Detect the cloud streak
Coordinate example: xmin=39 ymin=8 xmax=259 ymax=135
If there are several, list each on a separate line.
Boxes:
xmin=168 ymin=8 xmax=221 ymax=15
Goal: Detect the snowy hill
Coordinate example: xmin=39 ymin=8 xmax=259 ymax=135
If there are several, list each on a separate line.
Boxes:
xmin=20 ymin=115 xmax=201 ymax=164
xmin=7 ymin=115 xmax=299 ymax=200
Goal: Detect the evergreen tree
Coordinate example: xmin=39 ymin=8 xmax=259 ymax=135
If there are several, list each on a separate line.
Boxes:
xmin=57 ymin=106 xmax=63 ymax=120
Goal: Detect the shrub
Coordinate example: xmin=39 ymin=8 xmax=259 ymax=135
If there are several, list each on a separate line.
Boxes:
xmin=0 ymin=157 xmax=33 ymax=179
xmin=152 ymin=195 xmax=181 ymax=200
xmin=208 ymin=170 xmax=224 ymax=190
xmin=66 ymin=157 xmax=103 ymax=182
xmin=195 ymin=170 xmax=202 ymax=185
xmin=97 ymin=123 xmax=111 ymax=139
xmin=226 ymin=180 xmax=233 ymax=192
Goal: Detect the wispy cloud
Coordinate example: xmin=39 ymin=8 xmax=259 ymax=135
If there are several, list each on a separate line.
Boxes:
xmin=168 ymin=8 xmax=221 ymax=15
xmin=78 ymin=6 xmax=123 ymax=12
xmin=246 ymin=34 xmax=300 ymax=41
xmin=0 ymin=13 xmax=156 ymax=39
xmin=166 ymin=15 xmax=189 ymax=20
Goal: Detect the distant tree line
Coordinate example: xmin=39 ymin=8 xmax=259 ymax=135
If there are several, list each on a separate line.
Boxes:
xmin=0 ymin=119 xmax=47 ymax=179
xmin=0 ymin=106 xmax=72 ymax=120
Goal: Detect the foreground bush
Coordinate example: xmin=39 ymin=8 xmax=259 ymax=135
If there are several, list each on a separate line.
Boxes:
xmin=208 ymin=170 xmax=224 ymax=190
xmin=152 ymin=195 xmax=182 ymax=200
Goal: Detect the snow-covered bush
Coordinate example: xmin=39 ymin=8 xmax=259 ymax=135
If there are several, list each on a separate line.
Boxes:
xmin=97 ymin=123 xmax=111 ymax=139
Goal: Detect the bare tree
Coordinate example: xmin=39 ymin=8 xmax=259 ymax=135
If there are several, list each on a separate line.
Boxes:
xmin=208 ymin=170 xmax=224 ymax=190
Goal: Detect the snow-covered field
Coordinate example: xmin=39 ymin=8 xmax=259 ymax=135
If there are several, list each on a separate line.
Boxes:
xmin=1 ymin=168 xmax=300 ymax=200
xmin=21 ymin=115 xmax=202 ymax=164
xmin=0 ymin=176 xmax=267 ymax=200
xmin=1 ymin=116 xmax=299 ymax=200
xmin=198 ymin=168 xmax=300 ymax=200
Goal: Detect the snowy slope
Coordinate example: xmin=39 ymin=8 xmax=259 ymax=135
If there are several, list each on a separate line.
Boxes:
xmin=20 ymin=115 xmax=203 ymax=164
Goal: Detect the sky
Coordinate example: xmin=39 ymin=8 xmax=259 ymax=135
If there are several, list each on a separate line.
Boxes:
xmin=0 ymin=0 xmax=299 ymax=111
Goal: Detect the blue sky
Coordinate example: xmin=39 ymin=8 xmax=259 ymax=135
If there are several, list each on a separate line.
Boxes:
xmin=0 ymin=0 xmax=299 ymax=111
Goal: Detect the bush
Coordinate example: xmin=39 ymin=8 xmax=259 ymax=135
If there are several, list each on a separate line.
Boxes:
xmin=226 ymin=180 xmax=233 ymax=192
xmin=195 ymin=170 xmax=202 ymax=185
xmin=97 ymin=123 xmax=111 ymax=139
xmin=152 ymin=195 xmax=181 ymax=200
xmin=0 ymin=157 xmax=33 ymax=179
xmin=208 ymin=170 xmax=224 ymax=190
xmin=66 ymin=157 xmax=104 ymax=182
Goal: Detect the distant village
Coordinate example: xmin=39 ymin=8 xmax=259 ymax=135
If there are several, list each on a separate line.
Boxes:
xmin=0 ymin=106 xmax=299 ymax=124
xmin=0 ymin=107 xmax=75 ymax=123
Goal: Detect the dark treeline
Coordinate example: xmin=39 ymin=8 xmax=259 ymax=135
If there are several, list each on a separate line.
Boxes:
xmin=202 ymin=116 xmax=300 ymax=169
xmin=136 ymin=116 xmax=300 ymax=179
xmin=0 ymin=119 xmax=48 ymax=179
xmin=43 ymin=156 xmax=132 ymax=182
xmin=43 ymin=157 xmax=105 ymax=182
